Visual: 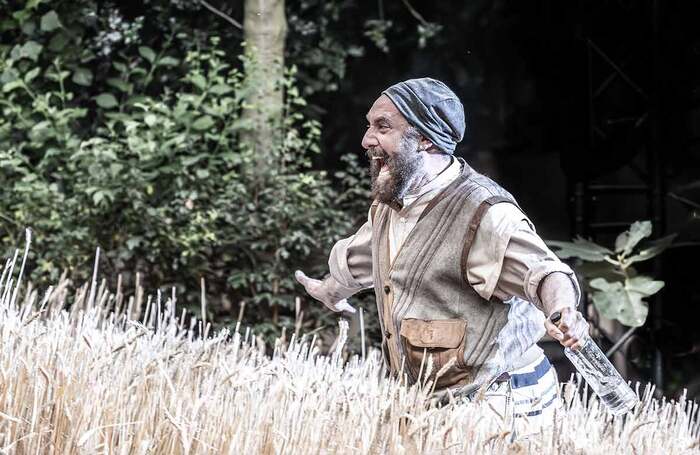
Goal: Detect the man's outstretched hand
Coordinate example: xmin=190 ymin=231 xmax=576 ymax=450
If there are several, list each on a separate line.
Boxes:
xmin=294 ymin=270 xmax=356 ymax=314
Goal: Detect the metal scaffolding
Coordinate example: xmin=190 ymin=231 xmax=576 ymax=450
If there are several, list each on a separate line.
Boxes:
xmin=572 ymin=0 xmax=665 ymax=390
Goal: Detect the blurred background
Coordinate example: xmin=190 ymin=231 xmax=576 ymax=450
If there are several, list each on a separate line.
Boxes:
xmin=1 ymin=0 xmax=698 ymax=399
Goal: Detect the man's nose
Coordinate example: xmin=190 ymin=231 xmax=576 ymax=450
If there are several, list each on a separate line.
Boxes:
xmin=361 ymin=128 xmax=378 ymax=150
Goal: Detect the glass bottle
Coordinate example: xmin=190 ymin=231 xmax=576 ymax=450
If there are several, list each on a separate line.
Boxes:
xmin=551 ymin=311 xmax=638 ymax=416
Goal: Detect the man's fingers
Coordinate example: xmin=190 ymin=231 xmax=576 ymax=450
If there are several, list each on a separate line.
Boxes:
xmin=334 ymin=299 xmax=356 ymax=314
xmin=544 ymin=320 xmax=564 ymax=341
xmin=295 ymin=270 xmax=319 ymax=288
xmin=295 ymin=270 xmax=350 ymax=313
xmin=574 ymin=316 xmax=590 ymax=339
xmin=294 ymin=270 xmax=308 ymax=285
xmin=548 ymin=309 xmax=589 ymax=349
xmin=563 ymin=334 xmax=584 ymax=350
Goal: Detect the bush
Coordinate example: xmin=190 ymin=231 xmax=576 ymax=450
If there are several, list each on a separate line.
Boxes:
xmin=0 ymin=4 xmax=372 ymax=340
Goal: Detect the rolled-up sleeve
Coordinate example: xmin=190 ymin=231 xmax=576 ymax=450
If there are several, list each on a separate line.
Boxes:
xmin=328 ymin=208 xmax=374 ymax=294
xmin=516 ymin=240 xmax=581 ymax=312
xmin=466 ymin=203 xmax=524 ymax=300
xmin=467 ymin=203 xmax=581 ymax=312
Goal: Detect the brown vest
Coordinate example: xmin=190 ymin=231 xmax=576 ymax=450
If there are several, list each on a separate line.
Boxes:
xmin=371 ymin=159 xmax=523 ymax=392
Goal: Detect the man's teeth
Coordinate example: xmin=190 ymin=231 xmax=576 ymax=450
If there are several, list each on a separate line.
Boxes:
xmin=371 ymin=155 xmax=388 ymax=173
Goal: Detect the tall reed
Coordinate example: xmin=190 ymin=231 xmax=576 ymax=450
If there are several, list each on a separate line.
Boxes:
xmin=0 ymin=234 xmax=697 ymax=454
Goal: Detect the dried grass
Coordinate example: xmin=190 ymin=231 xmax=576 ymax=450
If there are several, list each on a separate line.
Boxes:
xmin=0 ymin=237 xmax=698 ymax=454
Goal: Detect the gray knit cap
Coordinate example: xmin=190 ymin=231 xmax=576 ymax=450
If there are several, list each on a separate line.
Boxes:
xmin=382 ymin=77 xmax=465 ymax=154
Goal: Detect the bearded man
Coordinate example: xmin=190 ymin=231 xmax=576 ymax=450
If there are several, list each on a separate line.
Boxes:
xmin=295 ymin=78 xmax=589 ymax=433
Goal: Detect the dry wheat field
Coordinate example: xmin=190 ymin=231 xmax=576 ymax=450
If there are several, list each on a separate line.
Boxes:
xmin=0 ymin=237 xmax=698 ymax=454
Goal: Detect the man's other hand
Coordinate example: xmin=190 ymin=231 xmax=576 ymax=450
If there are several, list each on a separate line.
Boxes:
xmin=294 ymin=270 xmax=357 ymax=314
xmin=544 ymin=307 xmax=589 ymax=350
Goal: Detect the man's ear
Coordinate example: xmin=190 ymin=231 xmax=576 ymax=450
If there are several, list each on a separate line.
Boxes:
xmin=419 ymin=136 xmax=434 ymax=152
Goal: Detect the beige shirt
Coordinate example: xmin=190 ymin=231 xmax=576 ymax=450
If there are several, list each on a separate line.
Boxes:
xmin=328 ymin=158 xmax=579 ymax=312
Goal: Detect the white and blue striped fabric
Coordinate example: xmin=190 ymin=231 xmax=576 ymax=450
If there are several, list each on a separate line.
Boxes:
xmin=481 ymin=353 xmax=561 ymax=439
xmin=509 ymin=355 xmax=560 ymax=419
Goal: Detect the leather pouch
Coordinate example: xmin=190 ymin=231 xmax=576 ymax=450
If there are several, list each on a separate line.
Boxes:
xmin=400 ymin=319 xmax=469 ymax=389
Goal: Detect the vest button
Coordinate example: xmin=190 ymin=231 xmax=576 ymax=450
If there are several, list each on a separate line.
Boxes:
xmin=384 ymin=330 xmax=392 ymax=339
xmin=383 ymin=285 xmax=391 ymax=294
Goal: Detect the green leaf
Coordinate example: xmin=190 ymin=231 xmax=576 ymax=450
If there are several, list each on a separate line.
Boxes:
xmin=24 ymin=67 xmax=40 ymax=84
xmin=144 ymin=114 xmax=157 ymax=127
xmin=92 ymin=190 xmax=105 ymax=205
xmin=48 ymin=32 xmax=69 ymax=51
xmin=1 ymin=67 xmax=20 ymax=84
xmin=12 ymin=41 xmax=43 ymax=61
xmin=210 ymin=84 xmax=233 ymax=95
xmin=28 ymin=120 xmax=53 ymax=143
xmin=158 ymin=56 xmax=179 ymax=67
xmin=26 ymin=0 xmax=48 ymax=11
xmin=126 ymin=95 xmax=148 ymax=107
xmin=71 ymin=67 xmax=93 ymax=86
xmin=2 ymin=80 xmax=24 ymax=93
xmin=192 ymin=115 xmax=215 ymax=131
xmin=615 ymin=220 xmax=653 ymax=256
xmin=190 ymin=74 xmax=206 ymax=91
xmin=21 ymin=20 xmax=36 ymax=35
xmin=95 ymin=93 xmax=118 ymax=109
xmin=591 ymin=287 xmax=648 ymax=328
xmin=106 ymin=78 xmax=132 ymax=93
xmin=347 ymin=45 xmax=364 ymax=57
xmin=589 ymin=276 xmax=656 ymax=327
xmin=576 ymin=260 xmax=623 ymax=284
xmin=181 ymin=155 xmax=204 ymax=166
xmin=548 ymin=236 xmax=613 ymax=262
xmin=126 ymin=237 xmax=141 ymax=250
xmin=40 ymin=11 xmax=62 ymax=32
xmin=589 ymin=277 xmax=616 ymax=292
xmin=113 ymin=62 xmax=128 ymax=73
xmin=12 ymin=10 xmax=30 ymax=24
xmin=627 ymin=233 xmax=676 ymax=264
xmin=626 ymin=276 xmax=664 ymax=297
xmin=44 ymin=68 xmax=69 ymax=83
xmin=138 ymin=46 xmax=156 ymax=63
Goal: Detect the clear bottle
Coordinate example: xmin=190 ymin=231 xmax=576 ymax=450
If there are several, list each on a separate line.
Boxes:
xmin=551 ymin=312 xmax=639 ymax=416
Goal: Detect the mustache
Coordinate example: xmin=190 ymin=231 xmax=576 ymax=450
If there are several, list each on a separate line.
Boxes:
xmin=366 ymin=148 xmax=388 ymax=162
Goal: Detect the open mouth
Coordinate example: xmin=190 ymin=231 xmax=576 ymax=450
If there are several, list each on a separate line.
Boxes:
xmin=371 ymin=156 xmax=389 ymax=174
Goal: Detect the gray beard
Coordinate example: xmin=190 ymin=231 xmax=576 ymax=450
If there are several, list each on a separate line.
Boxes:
xmin=369 ymin=134 xmax=424 ymax=204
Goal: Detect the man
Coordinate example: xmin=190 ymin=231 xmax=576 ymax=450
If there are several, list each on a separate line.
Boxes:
xmin=295 ymin=78 xmax=589 ymax=432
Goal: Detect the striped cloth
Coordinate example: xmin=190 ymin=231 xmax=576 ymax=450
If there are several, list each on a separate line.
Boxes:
xmin=477 ymin=354 xmax=561 ymax=440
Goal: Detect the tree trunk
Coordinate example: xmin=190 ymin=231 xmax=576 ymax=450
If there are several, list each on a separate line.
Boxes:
xmin=242 ymin=0 xmax=287 ymax=160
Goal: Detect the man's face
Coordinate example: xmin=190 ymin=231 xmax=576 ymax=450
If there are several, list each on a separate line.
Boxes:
xmin=362 ymin=95 xmax=424 ymax=203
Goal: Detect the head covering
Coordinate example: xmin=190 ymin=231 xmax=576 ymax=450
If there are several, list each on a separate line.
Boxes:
xmin=382 ymin=78 xmax=465 ymax=154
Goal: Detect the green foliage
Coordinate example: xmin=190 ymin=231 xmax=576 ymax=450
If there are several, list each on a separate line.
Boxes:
xmin=287 ymin=0 xmax=365 ymax=95
xmin=549 ymin=221 xmax=675 ymax=327
xmin=416 ymin=22 xmax=443 ymax=49
xmin=363 ymin=20 xmax=393 ymax=54
xmin=548 ymin=237 xmax=614 ymax=262
xmin=0 ymin=3 xmax=371 ymax=342
xmin=286 ymin=0 xmax=443 ymax=94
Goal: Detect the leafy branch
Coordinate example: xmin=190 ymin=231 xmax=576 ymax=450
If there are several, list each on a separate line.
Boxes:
xmin=549 ymin=221 xmax=675 ymax=327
